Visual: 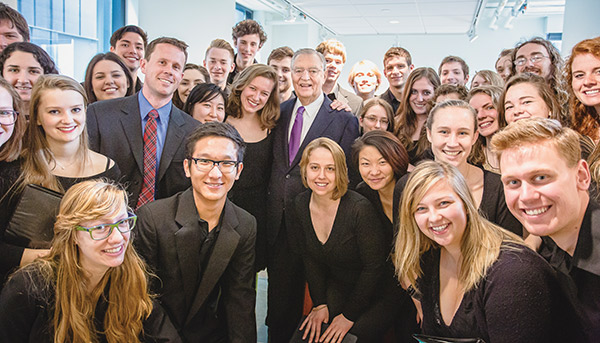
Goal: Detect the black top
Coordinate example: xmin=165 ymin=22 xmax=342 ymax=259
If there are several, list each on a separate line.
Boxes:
xmin=227 ymin=55 xmax=258 ymax=84
xmin=538 ymin=200 xmax=600 ymax=341
xmin=354 ymin=181 xmax=394 ymax=247
xmin=393 ymin=168 xmax=522 ymax=236
xmin=228 ymin=134 xmax=272 ymax=271
xmin=0 ymin=263 xmax=181 ymax=342
xmin=418 ymin=244 xmax=584 ymax=342
xmin=379 ymin=88 xmax=400 ymax=114
xmin=292 ymin=190 xmax=387 ymax=321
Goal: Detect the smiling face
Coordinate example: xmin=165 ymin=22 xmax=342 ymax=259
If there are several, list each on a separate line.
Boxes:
xmin=178 ymin=68 xmax=205 ymax=104
xmin=292 ymin=53 xmax=325 ymax=105
xmin=409 ymin=77 xmax=435 ymax=115
xmin=184 ymin=136 xmax=242 ymax=206
xmin=91 ymin=60 xmax=129 ymax=101
xmin=504 ymin=82 xmax=551 ymax=124
xmin=306 ymin=147 xmax=337 ymax=198
xmin=500 ymin=142 xmax=589 ymax=238
xmin=495 ymin=55 xmax=512 ymax=82
xmin=352 ymin=64 xmax=378 ymax=97
xmin=323 ymin=53 xmax=344 ymax=84
xmin=204 ymin=47 xmax=235 ymax=86
xmin=0 ymin=86 xmax=14 ymax=147
xmin=2 ymin=50 xmax=43 ymax=102
xmin=571 ymin=53 xmax=600 ymax=112
xmin=140 ymin=43 xmax=185 ymax=101
xmin=414 ymin=179 xmax=467 ymax=251
xmin=385 ymin=55 xmax=412 ymax=89
xmin=191 ymin=94 xmax=225 ymax=124
xmin=76 ymin=206 xmax=130 ymax=277
xmin=440 ymin=61 xmax=467 ymax=86
xmin=360 ymin=104 xmax=389 ymax=133
xmin=269 ymin=57 xmax=292 ymax=94
xmin=427 ymin=106 xmax=478 ymax=168
xmin=469 ymin=93 xmax=499 ymax=137
xmin=37 ymin=89 xmax=85 ymax=147
xmin=358 ymin=145 xmax=395 ymax=192
xmin=240 ymin=75 xmax=274 ymax=116
xmin=110 ymin=32 xmax=145 ymax=72
xmin=234 ymin=34 xmax=261 ymax=67
xmin=515 ymin=43 xmax=552 ymax=79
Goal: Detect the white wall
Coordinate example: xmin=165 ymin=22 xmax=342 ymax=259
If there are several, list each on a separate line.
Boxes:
xmin=137 ymin=0 xmax=236 ymax=66
xmin=562 ymin=0 xmax=600 ymax=56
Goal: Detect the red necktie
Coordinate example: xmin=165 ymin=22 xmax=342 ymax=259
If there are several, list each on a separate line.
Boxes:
xmin=136 ymin=109 xmax=158 ymax=209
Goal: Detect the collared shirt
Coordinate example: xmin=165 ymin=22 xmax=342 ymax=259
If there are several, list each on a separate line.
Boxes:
xmin=379 ymin=88 xmax=401 ymax=114
xmin=538 ymin=200 xmax=600 ymax=340
xmin=138 ymin=91 xmax=172 ymax=174
xmin=288 ymin=92 xmax=325 ymax=145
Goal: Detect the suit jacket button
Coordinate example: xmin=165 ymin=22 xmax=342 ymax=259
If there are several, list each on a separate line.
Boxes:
xmin=285 ymin=174 xmax=290 ymax=179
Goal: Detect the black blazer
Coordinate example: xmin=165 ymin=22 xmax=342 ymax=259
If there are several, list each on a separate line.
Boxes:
xmin=86 ymin=94 xmax=200 ymax=207
xmin=266 ymin=95 xmax=359 ymax=245
xmin=134 ymin=189 xmax=257 ymax=343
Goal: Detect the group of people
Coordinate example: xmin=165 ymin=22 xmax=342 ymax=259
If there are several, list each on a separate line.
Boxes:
xmin=0 ymin=2 xmax=598 ymax=342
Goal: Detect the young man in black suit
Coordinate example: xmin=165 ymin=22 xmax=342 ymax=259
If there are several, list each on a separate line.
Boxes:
xmin=87 ymin=37 xmax=200 ymax=208
xmin=135 ymin=122 xmax=256 ymax=343
xmin=492 ymin=118 xmax=600 ymax=341
xmin=266 ymin=48 xmax=359 ymax=342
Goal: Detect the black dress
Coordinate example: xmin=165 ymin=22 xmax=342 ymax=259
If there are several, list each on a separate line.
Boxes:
xmin=291 ymin=190 xmax=402 ymax=341
xmin=0 ymin=263 xmax=182 ymax=342
xmin=393 ymin=168 xmax=522 ymax=236
xmin=418 ymin=244 xmax=585 ymax=342
xmin=228 ymin=134 xmax=272 ymax=272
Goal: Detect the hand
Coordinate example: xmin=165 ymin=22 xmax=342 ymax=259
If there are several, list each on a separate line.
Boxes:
xmin=330 ymin=100 xmax=352 ymax=112
xmin=412 ymin=298 xmax=423 ymax=326
xmin=20 ymin=248 xmax=51 ymax=266
xmin=300 ymin=305 xmax=329 ymax=343
xmin=320 ymin=313 xmax=354 ymax=343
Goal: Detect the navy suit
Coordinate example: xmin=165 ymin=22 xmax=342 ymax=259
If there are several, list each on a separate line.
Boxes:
xmin=87 ymin=94 xmax=200 ymax=207
xmin=265 ymin=95 xmax=359 ymax=342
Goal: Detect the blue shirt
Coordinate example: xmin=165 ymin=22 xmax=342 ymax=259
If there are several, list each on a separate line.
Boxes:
xmin=138 ymin=91 xmax=172 ymax=175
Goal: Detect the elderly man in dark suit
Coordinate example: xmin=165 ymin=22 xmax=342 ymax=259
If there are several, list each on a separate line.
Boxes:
xmin=265 ymin=48 xmax=359 ymax=343
xmin=135 ymin=122 xmax=256 ymax=343
xmin=87 ymin=37 xmax=200 ymax=208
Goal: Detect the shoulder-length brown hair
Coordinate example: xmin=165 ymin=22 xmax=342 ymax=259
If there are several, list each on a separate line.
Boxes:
xmin=226 ymin=64 xmax=280 ymax=130
xmin=300 ymin=137 xmax=349 ymax=200
xmin=0 ymin=78 xmax=24 ymax=162
xmin=83 ymin=52 xmax=134 ymax=104
xmin=21 ymin=74 xmax=90 ymax=192
xmin=566 ymin=37 xmax=600 ymax=141
xmin=17 ymin=179 xmax=153 ymax=342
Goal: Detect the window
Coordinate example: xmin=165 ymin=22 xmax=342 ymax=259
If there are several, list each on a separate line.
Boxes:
xmin=235 ymin=2 xmax=253 ymax=22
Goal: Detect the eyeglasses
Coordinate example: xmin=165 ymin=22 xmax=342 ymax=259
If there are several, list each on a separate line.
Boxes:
xmin=363 ymin=116 xmax=389 ymax=125
xmin=75 ymin=213 xmax=137 ymax=240
xmin=188 ymin=157 xmax=240 ymax=173
xmin=0 ymin=110 xmax=18 ymax=125
xmin=293 ymin=68 xmax=322 ymax=76
xmin=514 ymin=54 xmax=548 ymax=67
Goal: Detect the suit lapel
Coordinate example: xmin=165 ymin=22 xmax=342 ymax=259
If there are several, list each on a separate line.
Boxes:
xmin=119 ymin=97 xmax=144 ymax=173
xmin=173 ymin=189 xmax=202 ymax=305
xmin=158 ymin=107 xmax=186 ymax=182
xmin=288 ymin=96 xmax=335 ymax=168
xmin=185 ymin=200 xmax=241 ymax=325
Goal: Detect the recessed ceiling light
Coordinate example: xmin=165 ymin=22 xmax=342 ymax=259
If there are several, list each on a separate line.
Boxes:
xmin=389 ymin=20 xmax=400 ymax=24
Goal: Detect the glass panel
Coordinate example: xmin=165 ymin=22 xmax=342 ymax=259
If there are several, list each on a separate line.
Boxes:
xmin=35 ymin=0 xmax=51 ymax=28
xmin=51 ymin=0 xmax=64 ymax=32
xmin=64 ymin=0 xmax=79 ymax=35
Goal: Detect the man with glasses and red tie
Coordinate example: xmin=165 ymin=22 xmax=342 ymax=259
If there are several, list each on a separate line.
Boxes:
xmin=135 ymin=122 xmax=257 ymax=343
xmin=87 ymin=37 xmax=200 ymax=208
xmin=266 ymin=48 xmax=359 ymax=343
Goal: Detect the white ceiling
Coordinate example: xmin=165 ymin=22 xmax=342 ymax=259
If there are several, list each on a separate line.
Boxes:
xmin=273 ymin=0 xmax=566 ymax=35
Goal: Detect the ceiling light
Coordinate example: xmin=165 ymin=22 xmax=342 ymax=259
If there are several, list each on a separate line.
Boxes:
xmin=389 ymin=20 xmax=400 ymax=24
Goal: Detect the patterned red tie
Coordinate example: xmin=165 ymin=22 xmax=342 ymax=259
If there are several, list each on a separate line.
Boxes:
xmin=136 ymin=109 xmax=159 ymax=209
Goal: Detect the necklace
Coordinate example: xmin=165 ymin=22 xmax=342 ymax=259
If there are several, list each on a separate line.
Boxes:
xmin=53 ymin=158 xmax=80 ymax=171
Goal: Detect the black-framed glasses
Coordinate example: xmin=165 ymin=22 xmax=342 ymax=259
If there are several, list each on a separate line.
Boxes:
xmin=188 ymin=157 xmax=240 ymax=173
xmin=514 ymin=54 xmax=548 ymax=66
xmin=75 ymin=213 xmax=137 ymax=240
xmin=0 ymin=110 xmax=18 ymax=125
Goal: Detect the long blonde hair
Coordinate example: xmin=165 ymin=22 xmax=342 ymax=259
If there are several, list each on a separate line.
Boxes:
xmin=20 ymin=74 xmax=91 ymax=192
xmin=23 ymin=180 xmax=152 ymax=342
xmin=393 ymin=161 xmax=522 ymax=293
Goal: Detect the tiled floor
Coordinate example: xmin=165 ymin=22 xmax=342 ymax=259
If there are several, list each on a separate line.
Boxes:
xmin=256 ymin=270 xmax=268 ymax=343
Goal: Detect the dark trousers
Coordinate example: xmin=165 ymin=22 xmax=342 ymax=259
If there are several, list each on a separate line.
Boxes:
xmin=266 ymin=222 xmax=305 ymax=343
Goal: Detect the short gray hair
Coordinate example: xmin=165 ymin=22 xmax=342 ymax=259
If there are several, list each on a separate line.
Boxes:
xmin=291 ymin=48 xmax=326 ymax=71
